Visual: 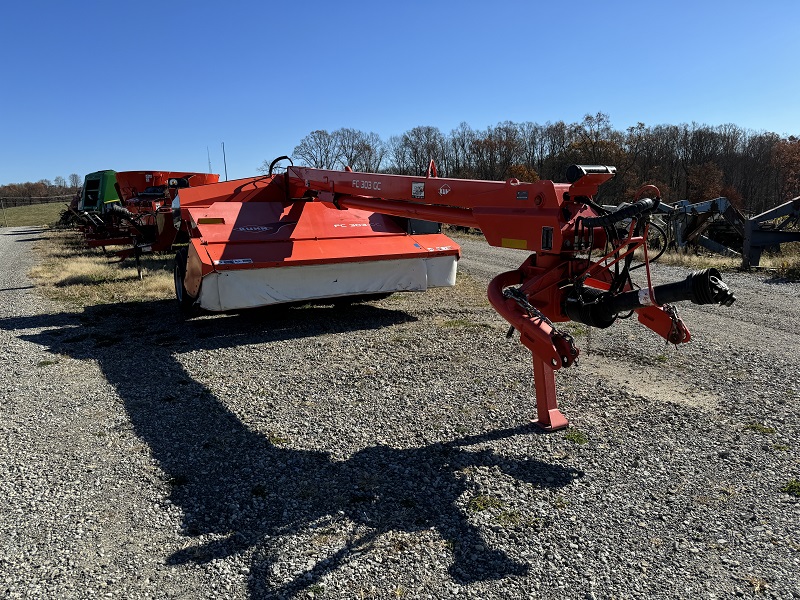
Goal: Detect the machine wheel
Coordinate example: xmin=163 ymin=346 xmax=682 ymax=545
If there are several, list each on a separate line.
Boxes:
xmin=173 ymin=247 xmax=197 ymax=312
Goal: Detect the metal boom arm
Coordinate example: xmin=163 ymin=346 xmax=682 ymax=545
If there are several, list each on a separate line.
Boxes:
xmin=287 ymin=164 xmax=735 ymax=430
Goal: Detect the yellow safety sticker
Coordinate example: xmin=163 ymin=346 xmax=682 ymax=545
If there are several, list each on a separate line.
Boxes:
xmin=500 ymin=238 xmax=527 ymax=250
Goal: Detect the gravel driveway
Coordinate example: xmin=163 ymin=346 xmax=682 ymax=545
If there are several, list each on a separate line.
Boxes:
xmin=1 ymin=226 xmax=798 ymax=599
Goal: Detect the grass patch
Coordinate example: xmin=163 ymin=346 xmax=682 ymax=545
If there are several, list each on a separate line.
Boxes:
xmin=693 ymin=486 xmax=737 ymax=506
xmin=743 ymin=422 xmax=776 ymax=435
xmin=562 ymin=322 xmax=588 ymax=336
xmin=776 ymin=257 xmax=800 ymax=280
xmin=738 ymin=574 xmax=769 ymax=594
xmin=268 ymin=432 xmax=290 ymax=446
xmin=37 ymin=359 xmax=58 ymax=367
xmin=29 ymin=230 xmax=174 ymax=306
xmin=781 ymin=479 xmax=800 ymax=497
xmin=564 ymin=428 xmax=589 ymax=445
xmin=466 ymin=494 xmax=504 ymax=513
xmin=770 ymin=241 xmax=800 ymax=280
xmin=0 ymin=202 xmax=65 ymax=227
xmin=552 ymin=495 xmax=569 ymax=509
xmin=494 ymin=509 xmax=522 ymax=526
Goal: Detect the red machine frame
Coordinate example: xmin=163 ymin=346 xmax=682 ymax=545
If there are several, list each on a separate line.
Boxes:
xmin=279 ymin=163 xmax=735 ymax=430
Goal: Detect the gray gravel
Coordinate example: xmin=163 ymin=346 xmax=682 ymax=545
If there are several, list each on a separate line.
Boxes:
xmin=1 ymin=226 xmax=799 ymax=599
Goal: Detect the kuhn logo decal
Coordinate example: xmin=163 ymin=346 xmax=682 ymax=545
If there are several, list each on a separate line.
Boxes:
xmin=234 ymin=221 xmax=296 ymax=234
xmin=236 ymin=226 xmax=274 ymax=232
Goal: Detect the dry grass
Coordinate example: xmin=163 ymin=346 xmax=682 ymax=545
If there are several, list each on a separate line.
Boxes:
xmin=29 ymin=230 xmax=174 ymax=306
xmin=443 ymin=225 xmax=800 ymax=278
xmin=649 ymin=251 xmax=740 ymax=270
xmin=652 ymin=249 xmax=800 ymax=279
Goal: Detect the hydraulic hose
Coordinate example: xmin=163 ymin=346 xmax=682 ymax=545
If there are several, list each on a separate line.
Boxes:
xmin=105 ymin=202 xmax=139 ymax=225
xmin=580 ymin=198 xmax=660 ymax=229
xmin=268 ymin=155 xmax=293 ymax=175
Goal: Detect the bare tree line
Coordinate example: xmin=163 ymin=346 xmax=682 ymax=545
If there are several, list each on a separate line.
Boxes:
xmin=0 ymin=174 xmax=82 ymax=200
xmin=273 ymin=114 xmax=800 ymax=215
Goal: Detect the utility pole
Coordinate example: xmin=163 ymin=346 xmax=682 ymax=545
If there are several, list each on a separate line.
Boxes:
xmin=221 ymin=142 xmax=228 ymax=181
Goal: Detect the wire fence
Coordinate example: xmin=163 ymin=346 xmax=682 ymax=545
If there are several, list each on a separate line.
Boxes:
xmin=0 ymin=195 xmax=74 ymax=208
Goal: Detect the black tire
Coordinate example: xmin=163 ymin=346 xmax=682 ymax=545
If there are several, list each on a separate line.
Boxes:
xmin=173 ymin=247 xmax=197 ymax=312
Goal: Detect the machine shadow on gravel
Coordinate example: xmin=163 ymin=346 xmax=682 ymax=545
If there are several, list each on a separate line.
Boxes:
xmin=2 ymin=227 xmax=50 ymax=243
xmin=2 ymin=227 xmax=48 ymax=236
xmin=2 ymin=301 xmax=580 ymax=597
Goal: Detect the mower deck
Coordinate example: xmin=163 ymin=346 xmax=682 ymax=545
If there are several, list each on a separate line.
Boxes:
xmin=183 ymin=200 xmax=460 ymax=311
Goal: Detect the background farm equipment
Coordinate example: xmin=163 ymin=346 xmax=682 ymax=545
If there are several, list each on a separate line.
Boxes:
xmin=77 ymin=169 xmax=120 ymax=213
xmin=743 ymin=196 xmax=800 ymax=268
xmin=173 ymin=162 xmax=736 ymax=431
xmin=653 ymin=197 xmax=745 ymax=258
xmin=68 ymin=170 xmax=121 ymax=230
xmin=74 ymin=170 xmax=219 ymax=277
xmin=649 ymin=195 xmax=800 ymax=268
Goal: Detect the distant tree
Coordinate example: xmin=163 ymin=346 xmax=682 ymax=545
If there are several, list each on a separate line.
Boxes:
xmin=489 ymin=121 xmax=524 ymax=180
xmin=332 ymin=128 xmax=366 ymax=170
xmin=720 ymin=184 xmax=744 ymax=210
xmin=570 ymin=113 xmax=617 ymax=164
xmin=54 ymin=176 xmax=66 ymax=189
xmin=385 ymin=135 xmax=413 ymax=175
xmin=774 ymin=136 xmax=800 ymax=202
xmin=687 ymin=162 xmax=724 ymax=201
xmin=399 ymin=126 xmax=446 ymax=176
xmin=287 ymin=117 xmax=797 ymax=213
xmin=69 ymin=173 xmax=82 ymax=189
xmin=539 ymin=121 xmax=573 ymax=180
xmin=518 ymin=121 xmax=546 ymax=176
xmin=507 ymin=164 xmax=539 ymax=182
xmin=292 ymin=130 xmax=342 ymax=169
xmin=739 ymin=132 xmax=780 ymax=213
xmin=468 ymin=122 xmax=525 ymax=181
xmin=469 ymin=136 xmax=499 ymax=180
xmin=256 ymin=156 xmax=293 ymax=175
xmin=353 ymin=132 xmax=386 ymax=172
xmin=443 ymin=122 xmax=477 ymax=178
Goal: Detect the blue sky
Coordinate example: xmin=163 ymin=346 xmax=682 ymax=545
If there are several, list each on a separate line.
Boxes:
xmin=1 ymin=0 xmax=798 ymax=185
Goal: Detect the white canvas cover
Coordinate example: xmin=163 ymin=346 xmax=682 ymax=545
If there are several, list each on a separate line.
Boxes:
xmin=197 ymin=255 xmax=458 ymax=312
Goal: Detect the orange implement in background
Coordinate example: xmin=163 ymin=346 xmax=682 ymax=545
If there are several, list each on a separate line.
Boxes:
xmin=78 ymin=170 xmax=221 ymax=277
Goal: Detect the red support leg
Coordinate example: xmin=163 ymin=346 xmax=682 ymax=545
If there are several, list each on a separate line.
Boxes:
xmin=531 ymin=355 xmax=569 ymax=431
